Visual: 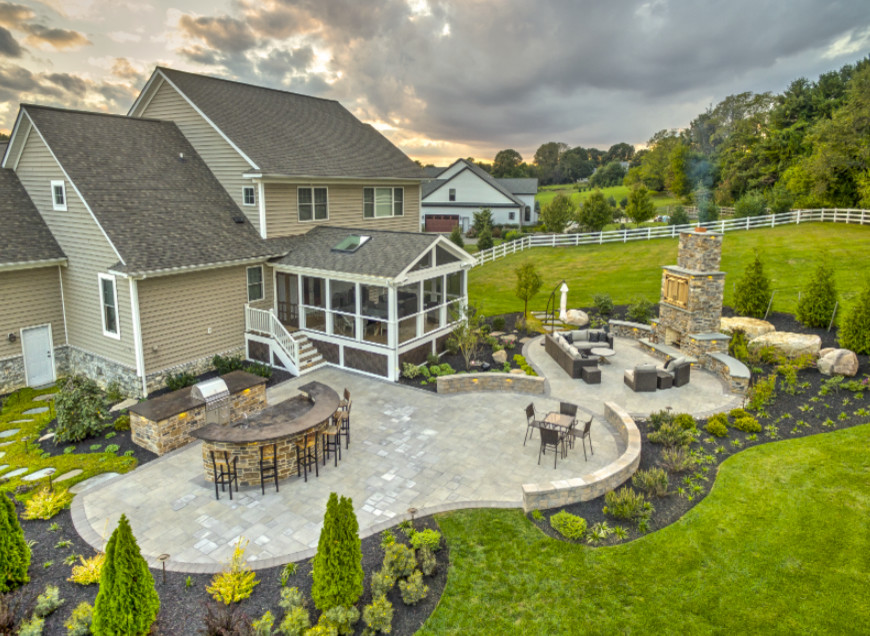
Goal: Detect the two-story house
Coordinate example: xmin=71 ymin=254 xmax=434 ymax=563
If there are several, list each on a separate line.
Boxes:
xmin=0 ymin=68 xmax=474 ymax=396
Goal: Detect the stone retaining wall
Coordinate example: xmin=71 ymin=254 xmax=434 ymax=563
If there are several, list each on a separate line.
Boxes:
xmin=521 ymin=401 xmax=641 ymax=511
xmin=436 ymin=372 xmax=545 ymax=394
xmin=608 ymin=320 xmax=652 ymax=341
xmin=706 ymin=352 xmax=750 ymax=394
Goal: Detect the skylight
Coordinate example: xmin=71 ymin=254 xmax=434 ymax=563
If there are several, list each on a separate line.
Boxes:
xmin=332 ymin=234 xmax=371 ymax=253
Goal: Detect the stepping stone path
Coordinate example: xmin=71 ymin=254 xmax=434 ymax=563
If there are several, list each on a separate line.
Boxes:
xmin=54 ymin=469 xmax=83 ymax=483
xmin=0 ymin=441 xmax=13 ymax=447
xmin=10 ymin=419 xmax=31 ymax=424
xmin=0 ymin=465 xmax=8 ymax=472
xmin=0 ymin=429 xmax=20 ymax=438
xmin=23 ymin=407 xmax=49 ymax=415
xmin=70 ymin=472 xmax=120 ymax=494
xmin=0 ymin=451 xmax=4 ymax=459
xmin=23 ymin=467 xmax=56 ymax=481
xmin=110 ymin=398 xmax=138 ymax=413
xmin=38 ymin=433 xmax=55 ymax=442
xmin=34 ymin=394 xmax=56 ymax=402
xmin=5 ymin=467 xmax=28 ymax=478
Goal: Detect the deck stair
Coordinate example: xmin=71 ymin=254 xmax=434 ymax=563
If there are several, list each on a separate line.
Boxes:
xmin=293 ymin=332 xmax=326 ymax=374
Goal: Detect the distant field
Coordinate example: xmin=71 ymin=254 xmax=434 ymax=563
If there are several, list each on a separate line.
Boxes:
xmin=537 ymin=184 xmax=681 ymax=211
xmin=468 ymin=222 xmax=870 ymax=316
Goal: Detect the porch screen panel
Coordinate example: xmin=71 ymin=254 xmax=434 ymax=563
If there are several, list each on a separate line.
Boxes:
xmin=398 ymin=282 xmax=420 ymax=343
xmin=302 ymin=276 xmax=326 ymax=331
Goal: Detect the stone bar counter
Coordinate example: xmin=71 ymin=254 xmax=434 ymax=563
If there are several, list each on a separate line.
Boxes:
xmin=190 ymin=381 xmax=339 ymax=486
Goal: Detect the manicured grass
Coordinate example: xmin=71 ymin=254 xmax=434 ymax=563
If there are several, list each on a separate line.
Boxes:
xmin=536 ymin=184 xmax=681 ymax=211
xmin=468 ymin=222 xmax=870 ymax=316
xmin=420 ymin=423 xmax=870 ymax=634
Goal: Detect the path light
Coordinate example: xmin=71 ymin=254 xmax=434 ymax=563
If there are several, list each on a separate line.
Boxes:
xmin=407 ymin=507 xmax=418 ymax=525
xmin=157 ymin=553 xmax=170 ymax=584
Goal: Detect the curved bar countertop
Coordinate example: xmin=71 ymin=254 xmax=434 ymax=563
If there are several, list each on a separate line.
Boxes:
xmin=190 ymin=381 xmax=340 ymax=486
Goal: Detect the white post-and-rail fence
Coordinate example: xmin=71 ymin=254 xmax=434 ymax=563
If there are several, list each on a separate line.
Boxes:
xmin=472 ymin=209 xmax=870 ymax=267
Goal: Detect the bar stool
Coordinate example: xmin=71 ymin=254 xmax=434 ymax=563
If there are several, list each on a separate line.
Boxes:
xmin=259 ymin=443 xmax=279 ymax=495
xmin=210 ymin=450 xmax=238 ymax=500
xmin=339 ymin=387 xmax=350 ymax=410
xmin=322 ymin=415 xmax=342 ymax=467
xmin=295 ymin=432 xmax=319 ymax=482
xmin=334 ymin=399 xmax=352 ymax=449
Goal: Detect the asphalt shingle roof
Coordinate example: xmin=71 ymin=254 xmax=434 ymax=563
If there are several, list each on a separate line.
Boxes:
xmin=0 ymin=167 xmax=65 ymax=267
xmin=497 ymin=178 xmax=538 ymax=195
xmin=25 ymin=105 xmax=280 ymax=275
xmin=157 ymin=67 xmax=425 ymax=180
xmin=269 ymin=226 xmax=440 ymax=279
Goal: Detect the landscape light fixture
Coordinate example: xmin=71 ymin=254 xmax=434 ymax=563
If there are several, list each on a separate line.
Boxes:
xmin=157 ymin=553 xmax=170 ymax=584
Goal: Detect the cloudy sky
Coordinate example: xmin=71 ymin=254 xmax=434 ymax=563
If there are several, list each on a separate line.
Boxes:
xmin=1 ymin=0 xmax=868 ymax=165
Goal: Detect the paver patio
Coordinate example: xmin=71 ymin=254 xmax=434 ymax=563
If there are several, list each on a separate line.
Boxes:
xmin=72 ymin=336 xmax=740 ymax=573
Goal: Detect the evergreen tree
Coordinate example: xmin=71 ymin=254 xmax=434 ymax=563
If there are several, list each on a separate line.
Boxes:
xmin=839 ymin=283 xmax=870 ymax=354
xmin=625 ymin=186 xmax=656 ymax=227
xmin=476 ymin=224 xmax=494 ymax=251
xmin=0 ymin=492 xmax=30 ymax=592
xmin=733 ymin=252 xmax=772 ymax=318
xmin=669 ymin=205 xmax=690 ymax=226
xmin=796 ymin=262 xmax=838 ymax=328
xmin=577 ymin=190 xmax=612 ymax=232
xmin=311 ymin=493 xmax=364 ymax=611
xmin=448 ymin=224 xmax=464 ymax=249
xmin=92 ymin=514 xmax=159 ymax=636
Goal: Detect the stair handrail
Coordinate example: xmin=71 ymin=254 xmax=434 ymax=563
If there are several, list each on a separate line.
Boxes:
xmin=268 ymin=309 xmax=298 ymax=364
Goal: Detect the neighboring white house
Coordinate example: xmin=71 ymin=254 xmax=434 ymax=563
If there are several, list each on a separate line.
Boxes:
xmin=421 ymin=159 xmax=538 ymax=232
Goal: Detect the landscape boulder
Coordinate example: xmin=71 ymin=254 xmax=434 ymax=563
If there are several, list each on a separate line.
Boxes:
xmin=748 ymin=332 xmax=821 ymax=359
xmin=719 ymin=316 xmax=775 ymax=339
xmin=817 ymin=348 xmax=859 ymax=377
xmin=492 ymin=349 xmax=508 ymax=365
xmin=563 ymin=309 xmax=589 ymax=327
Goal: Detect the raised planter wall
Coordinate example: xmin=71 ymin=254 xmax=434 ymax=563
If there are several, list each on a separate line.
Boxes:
xmin=521 ymin=401 xmax=641 ymax=511
xmin=608 ymin=320 xmax=652 ymax=341
xmin=436 ymin=372 xmax=545 ymax=394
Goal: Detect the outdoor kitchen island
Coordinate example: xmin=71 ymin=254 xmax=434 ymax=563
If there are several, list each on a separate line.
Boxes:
xmin=190 ymin=381 xmax=340 ymax=486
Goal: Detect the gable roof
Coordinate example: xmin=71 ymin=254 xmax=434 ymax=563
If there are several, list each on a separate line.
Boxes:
xmin=23 ymin=105 xmax=281 ymax=276
xmin=422 ymin=166 xmax=445 ymax=179
xmin=141 ymin=67 xmax=424 ymax=181
xmin=421 ymin=158 xmax=532 ymax=208
xmin=0 ymin=167 xmax=66 ymax=270
xmin=497 ymin=178 xmax=538 ymax=196
xmin=270 ymin=225 xmax=453 ymax=279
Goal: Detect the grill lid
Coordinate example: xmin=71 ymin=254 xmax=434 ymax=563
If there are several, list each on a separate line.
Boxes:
xmin=191 ymin=377 xmax=230 ymax=404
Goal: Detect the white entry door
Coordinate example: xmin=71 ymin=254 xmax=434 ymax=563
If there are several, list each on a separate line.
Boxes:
xmin=21 ymin=325 xmax=55 ymax=387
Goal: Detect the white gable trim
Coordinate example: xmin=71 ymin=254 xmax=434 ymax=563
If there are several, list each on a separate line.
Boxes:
xmin=128 ymin=73 xmax=163 ymax=117
xmin=24 ymin=110 xmax=126 ymax=266
xmin=142 ymin=69 xmax=260 ymax=171
xmin=395 ymin=235 xmax=474 ymax=281
xmin=1 ymin=110 xmax=30 ymax=170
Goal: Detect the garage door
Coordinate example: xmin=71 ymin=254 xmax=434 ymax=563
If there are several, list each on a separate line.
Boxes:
xmin=424 ymin=215 xmax=459 ymax=233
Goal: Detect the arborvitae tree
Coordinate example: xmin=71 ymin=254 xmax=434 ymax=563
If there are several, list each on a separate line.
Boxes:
xmin=669 ymin=205 xmax=690 ymax=226
xmin=0 ymin=493 xmax=30 ymax=592
xmin=476 ymin=224 xmax=494 ymax=251
xmin=448 ymin=224 xmax=464 ymax=249
xmin=796 ymin=262 xmax=838 ymax=328
xmin=92 ymin=514 xmax=159 ymax=636
xmin=311 ymin=493 xmax=364 ymax=611
xmin=733 ymin=251 xmax=772 ymax=318
xmin=839 ymin=283 xmax=870 ymax=354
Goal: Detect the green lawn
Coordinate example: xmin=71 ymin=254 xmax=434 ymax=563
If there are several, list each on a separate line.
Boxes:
xmin=420 ymin=423 xmax=870 ymax=634
xmin=468 ymin=222 xmax=870 ymax=316
xmin=537 ymin=184 xmax=681 ymax=211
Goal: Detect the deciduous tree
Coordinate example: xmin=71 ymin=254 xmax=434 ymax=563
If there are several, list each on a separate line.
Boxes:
xmin=515 ymin=263 xmax=543 ymax=320
xmin=540 ymin=193 xmax=575 ymax=233
xmin=577 ymin=190 xmax=612 ymax=232
xmin=625 ymin=186 xmax=655 ymax=226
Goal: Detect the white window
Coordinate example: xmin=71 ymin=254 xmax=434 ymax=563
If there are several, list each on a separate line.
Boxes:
xmin=51 ymin=180 xmax=67 ymax=211
xmin=363 ymin=187 xmax=404 ymax=218
xmin=247 ymin=266 xmax=264 ymax=302
xmin=98 ymin=274 xmax=120 ymax=339
xmin=298 ymin=187 xmax=328 ymax=221
xmin=242 ymin=186 xmax=256 ymax=206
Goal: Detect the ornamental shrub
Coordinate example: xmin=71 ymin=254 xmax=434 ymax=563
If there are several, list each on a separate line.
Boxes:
xmin=207 ymin=539 xmax=259 ymax=604
xmin=729 ymin=408 xmax=749 ymax=420
xmin=476 ymin=225 xmax=494 ymax=251
xmin=398 ymin=570 xmax=428 ymax=606
xmin=311 ymin=493 xmax=364 ymax=611
xmin=603 ymin=487 xmax=653 ymax=525
xmin=839 ymin=283 xmax=870 ymax=354
xmin=212 ymin=354 xmax=245 ymax=375
xmin=733 ymin=415 xmax=762 ymax=433
xmin=34 ymin=584 xmax=64 ymax=617
xmin=417 ymin=545 xmax=437 ymax=577
xmin=321 ymin=605 xmax=360 ymax=636
xmin=705 ymin=415 xmax=729 ymax=438
xmin=549 ymin=511 xmax=587 ymax=540
xmin=648 ymin=420 xmax=695 ymax=448
xmin=448 ymin=224 xmax=464 ymax=248
xmin=631 ymin=468 xmax=669 ymax=498
xmin=658 ymin=447 xmax=694 ymax=473
xmin=92 ymin=514 xmax=159 ymax=636
xmin=0 ymin=492 xmax=30 ymax=592
xmin=728 ymin=330 xmax=750 ymax=363
xmin=113 ymin=413 xmax=131 ymax=432
xmin=362 ymin=595 xmax=393 ymax=634
xmin=382 ymin=543 xmax=416 ymax=579
xmin=669 ymin=205 xmax=690 ymax=226
xmin=491 ymin=316 xmax=506 ymax=331
xmin=18 ymin=616 xmax=44 ymax=636
xmin=252 ymin=611 xmax=275 ymax=636
xmin=733 ymin=191 xmax=767 ymax=218
xmin=23 ymin=487 xmax=72 ymax=520
xmin=55 ymin=375 xmax=105 ymax=443
xmin=165 ymin=371 xmax=196 ymax=391
xmin=370 ymin=568 xmax=395 ymax=598
xmin=278 ymin=606 xmax=311 ymax=636
xmin=672 ymin=413 xmax=697 ymax=431
xmin=64 ymin=602 xmax=93 ymax=636
xmin=67 ymin=553 xmax=105 ymax=586
xmin=408 ymin=528 xmax=442 ymax=552
xmin=733 ymin=252 xmax=772 ymax=318
xmin=626 ymin=296 xmax=654 ymax=324
xmin=592 ymin=293 xmax=614 ymax=318
xmin=796 ymin=262 xmax=838 ymax=328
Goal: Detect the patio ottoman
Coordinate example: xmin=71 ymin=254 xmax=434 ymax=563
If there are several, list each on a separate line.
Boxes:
xmin=581 ymin=366 xmax=601 ymax=384
xmin=656 ymin=369 xmax=673 ymax=389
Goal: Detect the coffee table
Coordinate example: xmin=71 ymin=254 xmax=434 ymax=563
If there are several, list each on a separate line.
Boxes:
xmin=591 ymin=347 xmax=616 ymax=365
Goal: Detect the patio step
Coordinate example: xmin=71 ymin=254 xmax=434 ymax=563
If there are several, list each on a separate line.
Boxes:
xmin=294 ymin=334 xmax=324 ymax=373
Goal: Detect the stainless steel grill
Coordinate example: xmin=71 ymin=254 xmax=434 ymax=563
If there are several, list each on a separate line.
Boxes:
xmin=192 ymin=377 xmax=231 ymax=426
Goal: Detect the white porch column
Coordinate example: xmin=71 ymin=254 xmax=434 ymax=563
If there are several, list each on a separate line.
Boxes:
xmin=388 ymin=284 xmax=399 ymax=381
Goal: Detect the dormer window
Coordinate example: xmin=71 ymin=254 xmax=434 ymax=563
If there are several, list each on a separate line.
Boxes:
xmin=51 ymin=180 xmax=67 ymax=211
xmin=242 ymin=186 xmax=256 ymax=206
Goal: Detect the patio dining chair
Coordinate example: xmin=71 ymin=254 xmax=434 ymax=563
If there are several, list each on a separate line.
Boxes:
xmin=524 ymin=403 xmax=542 ymax=445
xmin=538 ymin=426 xmax=565 ymax=469
xmin=560 ymin=402 xmax=578 ymax=448
xmin=576 ymin=417 xmax=594 ymax=461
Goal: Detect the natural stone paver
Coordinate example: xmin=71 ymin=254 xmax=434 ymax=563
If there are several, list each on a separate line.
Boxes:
xmin=5 ymin=468 xmax=27 ymax=478
xmin=38 ymin=433 xmax=54 ymax=442
xmin=0 ymin=429 xmax=20 ymax=438
xmin=35 ymin=393 xmax=56 ymax=402
xmin=110 ymin=398 xmax=139 ymax=412
xmin=0 ymin=465 xmax=8 ymax=472
xmin=10 ymin=420 xmax=31 ymax=424
xmin=70 ymin=472 xmax=121 ymax=494
xmin=23 ymin=467 xmax=56 ymax=481
xmin=0 ymin=441 xmax=13 ymax=447
xmin=55 ymin=469 xmax=83 ymax=482
xmin=0 ymin=451 xmax=4 ymax=459
xmin=23 ymin=407 xmax=49 ymax=415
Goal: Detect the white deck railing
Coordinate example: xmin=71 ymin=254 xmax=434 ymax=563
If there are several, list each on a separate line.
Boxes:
xmin=245 ymin=306 xmax=299 ymax=365
xmin=472 ymin=208 xmax=870 ymax=267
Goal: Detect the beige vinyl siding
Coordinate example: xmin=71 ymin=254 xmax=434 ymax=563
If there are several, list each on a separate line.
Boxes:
xmin=15 ymin=133 xmax=136 ymax=368
xmin=0 ymin=266 xmax=65 ymax=359
xmin=138 ymin=79 xmax=259 ymax=230
xmin=138 ymin=264 xmax=273 ymax=372
xmin=264 ymin=183 xmax=420 ymax=237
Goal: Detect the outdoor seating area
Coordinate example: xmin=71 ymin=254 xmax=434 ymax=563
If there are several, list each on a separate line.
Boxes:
xmin=524 ymin=401 xmax=595 ymax=468
xmin=624 ymin=357 xmax=692 ymax=393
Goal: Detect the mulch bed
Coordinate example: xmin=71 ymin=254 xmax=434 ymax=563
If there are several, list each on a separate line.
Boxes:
xmin=10 ymin=504 xmax=448 ymax=635
xmin=527 ymin=309 xmax=869 ymax=545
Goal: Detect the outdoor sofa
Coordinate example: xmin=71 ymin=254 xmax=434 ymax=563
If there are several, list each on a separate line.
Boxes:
xmin=544 ymin=332 xmax=603 ymax=383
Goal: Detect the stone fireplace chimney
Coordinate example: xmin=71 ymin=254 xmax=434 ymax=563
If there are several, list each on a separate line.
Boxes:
xmin=654 ymin=229 xmax=727 ymax=357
